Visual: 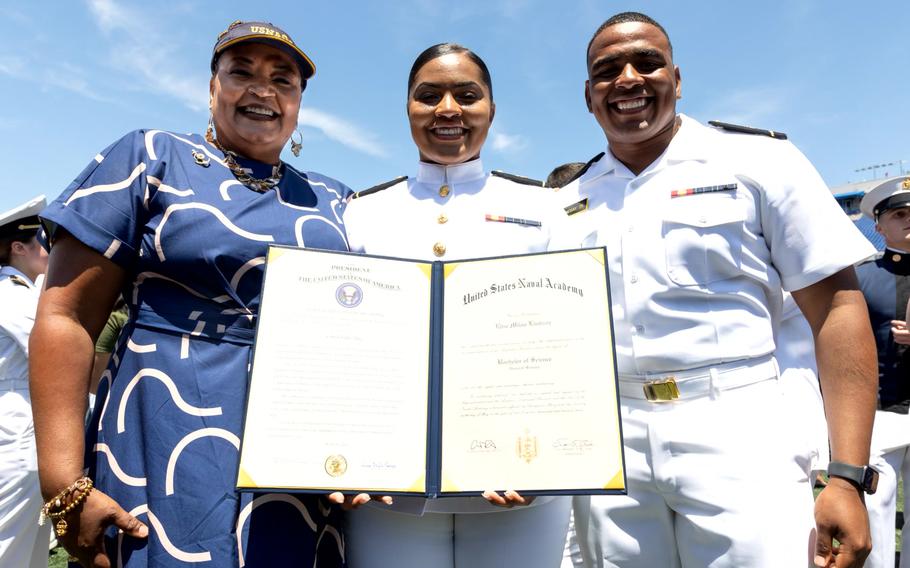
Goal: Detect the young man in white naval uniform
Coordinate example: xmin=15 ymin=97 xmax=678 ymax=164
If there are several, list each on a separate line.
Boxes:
xmin=855 ymin=177 xmax=910 ymax=568
xmin=553 ymin=12 xmax=879 ymax=568
xmin=0 ymin=195 xmax=50 ymax=568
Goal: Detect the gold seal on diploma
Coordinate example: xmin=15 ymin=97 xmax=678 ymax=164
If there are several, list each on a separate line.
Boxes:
xmin=325 ymin=455 xmax=348 ymax=477
xmin=516 ymin=429 xmax=539 ymax=464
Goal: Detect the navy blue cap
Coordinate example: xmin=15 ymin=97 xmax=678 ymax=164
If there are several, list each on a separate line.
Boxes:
xmin=212 ymin=20 xmax=315 ymax=81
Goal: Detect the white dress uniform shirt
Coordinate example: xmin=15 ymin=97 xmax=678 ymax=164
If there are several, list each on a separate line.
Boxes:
xmin=0 ymin=265 xmax=50 ymax=568
xmin=552 ymin=114 xmax=873 ymax=375
xmin=552 ymin=115 xmax=874 ymax=567
xmin=345 ymin=159 xmax=558 ymax=262
xmin=776 ymin=292 xmax=829 ymax=475
xmin=345 ymin=157 xmax=563 ymax=516
xmin=0 ymin=267 xmax=38 ymax=384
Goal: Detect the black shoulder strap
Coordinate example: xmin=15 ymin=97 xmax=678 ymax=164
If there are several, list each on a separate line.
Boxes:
xmin=490 ymin=170 xmax=544 ymax=187
xmin=558 ymin=152 xmax=606 ymax=188
xmin=351 ymin=176 xmax=408 ymax=200
xmin=708 ymin=120 xmax=788 ymax=140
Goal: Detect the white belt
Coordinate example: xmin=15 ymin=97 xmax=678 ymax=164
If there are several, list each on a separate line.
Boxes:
xmin=618 ymin=355 xmax=779 ymax=402
xmin=1 ymin=378 xmax=30 ymax=392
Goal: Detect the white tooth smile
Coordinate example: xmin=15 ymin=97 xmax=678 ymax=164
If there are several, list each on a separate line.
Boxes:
xmin=244 ymin=106 xmax=275 ymax=117
xmin=616 ymin=99 xmax=647 ymax=111
xmin=435 ymin=127 xmax=464 ymax=136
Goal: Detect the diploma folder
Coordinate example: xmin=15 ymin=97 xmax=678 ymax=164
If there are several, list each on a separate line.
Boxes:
xmin=237 ymin=247 xmax=625 ymax=497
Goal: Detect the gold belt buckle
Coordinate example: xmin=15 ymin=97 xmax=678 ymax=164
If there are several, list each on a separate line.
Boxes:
xmin=643 ymin=377 xmax=680 ymax=402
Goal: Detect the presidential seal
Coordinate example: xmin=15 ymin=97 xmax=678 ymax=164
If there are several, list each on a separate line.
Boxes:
xmin=336 ymin=283 xmax=363 ymax=308
xmin=516 ymin=429 xmax=538 ymax=464
xmin=325 ymin=454 xmax=348 ymax=477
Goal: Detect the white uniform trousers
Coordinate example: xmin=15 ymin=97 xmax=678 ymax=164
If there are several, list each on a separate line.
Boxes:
xmin=864 ymin=410 xmax=910 ymax=568
xmin=0 ymin=389 xmax=50 ymax=568
xmin=575 ymin=378 xmax=816 ymax=568
xmin=345 ymin=496 xmax=571 ymax=568
xmin=561 ymin=508 xmax=583 ymax=568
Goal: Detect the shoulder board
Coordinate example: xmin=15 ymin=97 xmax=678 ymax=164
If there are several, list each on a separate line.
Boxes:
xmin=490 ymin=171 xmax=544 ymax=187
xmin=708 ymin=120 xmax=788 ymax=140
xmin=7 ymin=275 xmax=30 ymax=288
xmin=556 ymin=152 xmax=606 ymax=190
xmin=351 ymin=176 xmax=408 ymax=200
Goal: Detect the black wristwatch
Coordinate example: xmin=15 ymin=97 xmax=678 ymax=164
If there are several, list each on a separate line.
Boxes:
xmin=827 ymin=461 xmax=879 ymax=494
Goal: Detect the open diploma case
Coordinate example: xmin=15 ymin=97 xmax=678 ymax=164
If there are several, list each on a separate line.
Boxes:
xmin=236 ymin=246 xmax=626 ymax=497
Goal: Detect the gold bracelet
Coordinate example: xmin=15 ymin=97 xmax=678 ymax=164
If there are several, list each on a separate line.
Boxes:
xmin=39 ymin=476 xmax=93 ymax=537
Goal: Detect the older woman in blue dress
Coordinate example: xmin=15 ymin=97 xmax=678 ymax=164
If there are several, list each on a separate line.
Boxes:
xmin=30 ymin=21 xmax=356 ymax=568
xmin=343 ymin=43 xmax=570 ymax=568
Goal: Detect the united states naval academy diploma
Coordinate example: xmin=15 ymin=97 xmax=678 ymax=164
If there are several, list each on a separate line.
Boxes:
xmin=439 ymin=249 xmax=625 ymax=494
xmin=236 ymin=246 xmax=626 ymax=496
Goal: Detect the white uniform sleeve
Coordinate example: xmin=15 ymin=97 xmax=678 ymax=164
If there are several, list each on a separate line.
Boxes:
xmin=750 ymin=141 xmax=875 ymax=291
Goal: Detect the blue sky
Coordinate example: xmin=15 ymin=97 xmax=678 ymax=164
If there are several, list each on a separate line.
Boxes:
xmin=1 ymin=0 xmax=908 ymax=213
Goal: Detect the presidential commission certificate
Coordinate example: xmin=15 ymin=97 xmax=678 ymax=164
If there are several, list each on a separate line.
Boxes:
xmin=236 ymin=247 xmax=625 ymax=497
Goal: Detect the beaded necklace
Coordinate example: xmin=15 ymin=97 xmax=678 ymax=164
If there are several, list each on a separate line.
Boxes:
xmin=205 ymin=131 xmax=283 ymax=193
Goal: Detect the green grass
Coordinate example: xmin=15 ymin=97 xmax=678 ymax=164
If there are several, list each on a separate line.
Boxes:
xmin=48 ymin=546 xmax=67 ymax=568
xmin=47 ymin=480 xmax=903 ymax=567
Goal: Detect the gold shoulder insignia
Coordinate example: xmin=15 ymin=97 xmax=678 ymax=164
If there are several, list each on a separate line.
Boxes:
xmin=708 ymin=120 xmax=788 ymax=140
xmin=490 ymin=171 xmax=544 ymax=187
xmin=564 ymin=198 xmax=589 ymax=216
xmin=351 ymin=176 xmax=408 ymax=200
xmin=7 ymin=275 xmax=30 ymax=288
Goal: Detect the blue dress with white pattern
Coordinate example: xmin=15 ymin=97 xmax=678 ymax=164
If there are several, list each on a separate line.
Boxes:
xmin=41 ymin=130 xmax=351 ymax=567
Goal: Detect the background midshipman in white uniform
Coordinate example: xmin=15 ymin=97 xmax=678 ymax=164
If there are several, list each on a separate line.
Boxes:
xmin=0 ymin=195 xmax=50 ymax=568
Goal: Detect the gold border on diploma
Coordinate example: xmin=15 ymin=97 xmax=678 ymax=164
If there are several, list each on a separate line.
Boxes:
xmin=237 ymin=247 xmax=625 ymax=497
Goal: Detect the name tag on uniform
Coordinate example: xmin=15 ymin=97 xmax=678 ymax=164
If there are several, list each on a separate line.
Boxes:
xmin=670 ymin=183 xmax=737 ymax=198
xmin=484 ymin=214 xmax=541 ymax=227
xmin=564 ymin=198 xmax=588 ymax=216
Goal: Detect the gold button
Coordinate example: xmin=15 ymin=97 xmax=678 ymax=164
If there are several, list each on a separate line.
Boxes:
xmin=433 ymin=242 xmax=446 ymax=257
xmin=438 ymin=213 xmax=448 ymax=224
xmin=439 ymin=184 xmax=450 ymax=197
xmin=893 ymin=254 xmax=902 ymax=262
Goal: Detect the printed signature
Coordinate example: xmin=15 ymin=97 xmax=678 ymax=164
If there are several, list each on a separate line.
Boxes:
xmin=552 ymin=438 xmax=594 ymax=451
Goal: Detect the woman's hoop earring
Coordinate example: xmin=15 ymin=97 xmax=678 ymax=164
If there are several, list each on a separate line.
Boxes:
xmin=290 ymin=129 xmax=303 ymax=157
xmin=205 ymin=114 xmax=216 ymax=145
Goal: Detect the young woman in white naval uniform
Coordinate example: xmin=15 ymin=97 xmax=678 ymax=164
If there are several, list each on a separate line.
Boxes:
xmin=343 ymin=43 xmax=571 ymax=568
xmin=0 ymin=196 xmax=51 ymax=568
